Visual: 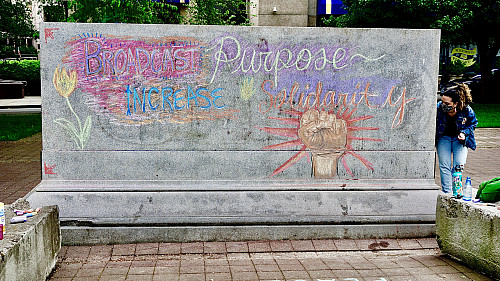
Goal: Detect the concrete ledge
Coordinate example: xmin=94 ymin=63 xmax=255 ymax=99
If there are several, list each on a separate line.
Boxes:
xmin=27 ymin=179 xmax=439 ymax=245
xmin=0 ymin=200 xmax=60 ymax=281
xmin=436 ymin=193 xmax=500 ymax=280
xmin=61 ymin=224 xmax=435 ymax=245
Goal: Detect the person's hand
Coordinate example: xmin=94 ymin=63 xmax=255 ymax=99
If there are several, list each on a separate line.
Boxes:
xmin=458 ymin=132 xmax=466 ymax=141
xmin=298 ymin=109 xmax=347 ymax=178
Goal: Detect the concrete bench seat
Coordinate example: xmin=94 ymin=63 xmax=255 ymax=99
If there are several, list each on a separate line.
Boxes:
xmin=436 ymin=193 xmax=500 ymax=280
xmin=0 ymin=80 xmax=26 ymax=99
xmin=0 ymin=200 xmax=60 ymax=281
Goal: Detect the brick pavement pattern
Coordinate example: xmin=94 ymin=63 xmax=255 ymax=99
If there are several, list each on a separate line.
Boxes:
xmin=48 ymin=238 xmax=494 ymax=281
xmin=0 ymin=132 xmax=41 ymax=204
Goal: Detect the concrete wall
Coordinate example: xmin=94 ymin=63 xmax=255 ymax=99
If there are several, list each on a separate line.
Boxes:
xmin=250 ymin=0 xmax=309 ymax=26
xmin=0 ymin=203 xmax=60 ymax=281
xmin=27 ymin=23 xmax=441 ymax=244
xmin=436 ymin=194 xmax=500 ymax=280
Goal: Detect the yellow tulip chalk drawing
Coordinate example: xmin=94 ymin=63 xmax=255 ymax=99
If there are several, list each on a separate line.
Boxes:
xmin=53 ymin=66 xmax=91 ymax=150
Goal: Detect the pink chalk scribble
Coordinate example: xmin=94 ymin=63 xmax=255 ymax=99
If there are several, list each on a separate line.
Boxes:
xmin=44 ymin=162 xmax=57 ymax=175
xmin=44 ymin=28 xmax=59 ymax=44
xmin=59 ymin=34 xmax=230 ymax=126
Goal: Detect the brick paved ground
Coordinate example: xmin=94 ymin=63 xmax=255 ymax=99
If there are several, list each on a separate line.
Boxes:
xmin=48 ymin=238 xmax=493 ymax=281
xmin=0 ymin=132 xmax=41 ymax=204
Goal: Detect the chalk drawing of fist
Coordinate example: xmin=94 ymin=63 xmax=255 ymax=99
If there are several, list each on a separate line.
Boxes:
xmin=298 ymin=109 xmax=347 ymax=178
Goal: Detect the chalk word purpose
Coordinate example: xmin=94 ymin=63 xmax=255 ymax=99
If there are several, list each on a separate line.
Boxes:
xmin=208 ymin=35 xmax=384 ymax=86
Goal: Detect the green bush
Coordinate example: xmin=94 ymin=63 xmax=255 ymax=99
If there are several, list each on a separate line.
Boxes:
xmin=19 ymin=46 xmax=38 ymax=55
xmin=0 ymin=60 xmax=40 ymax=95
xmin=0 ymin=45 xmax=15 ymax=58
xmin=0 ymin=45 xmax=37 ymax=58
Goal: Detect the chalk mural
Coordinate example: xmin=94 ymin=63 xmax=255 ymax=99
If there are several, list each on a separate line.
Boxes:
xmin=53 ymin=66 xmax=91 ymax=150
xmin=61 ymin=33 xmax=239 ymax=126
xmin=52 ymin=29 xmax=420 ymax=178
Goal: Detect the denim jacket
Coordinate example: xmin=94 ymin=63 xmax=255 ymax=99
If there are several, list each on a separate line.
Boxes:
xmin=436 ymin=101 xmax=478 ymax=150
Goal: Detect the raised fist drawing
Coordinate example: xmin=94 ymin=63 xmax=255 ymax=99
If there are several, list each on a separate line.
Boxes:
xmin=298 ymin=109 xmax=347 ymax=178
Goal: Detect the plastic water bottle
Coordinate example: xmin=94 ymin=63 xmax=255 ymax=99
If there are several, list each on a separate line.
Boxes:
xmin=452 ymin=166 xmax=463 ymax=198
xmin=463 ymin=176 xmax=472 ymax=201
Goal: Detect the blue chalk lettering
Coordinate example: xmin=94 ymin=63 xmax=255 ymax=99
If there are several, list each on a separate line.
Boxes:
xmin=133 ymin=87 xmax=147 ymax=112
xmin=173 ymin=49 xmax=189 ymax=70
xmin=211 ymin=88 xmax=226 ymax=109
xmin=173 ymin=89 xmax=185 ymax=110
xmin=125 ymin=85 xmax=132 ymax=116
xmin=195 ymin=88 xmax=211 ymax=109
xmin=186 ymin=86 xmax=198 ymax=108
xmin=161 ymin=87 xmax=174 ymax=111
xmin=84 ymin=40 xmax=102 ymax=75
xmin=148 ymin=87 xmax=159 ymax=110
xmin=135 ymin=48 xmax=151 ymax=74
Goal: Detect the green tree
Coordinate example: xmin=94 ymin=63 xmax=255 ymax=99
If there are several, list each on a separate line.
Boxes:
xmin=186 ymin=0 xmax=251 ymax=25
xmin=323 ymin=0 xmax=500 ymax=101
xmin=38 ymin=0 xmax=253 ymax=26
xmin=39 ymin=0 xmax=181 ymax=24
xmin=436 ymin=0 xmax=500 ymax=101
xmin=322 ymin=0 xmax=437 ymax=29
xmin=42 ymin=0 xmax=69 ymax=22
xmin=0 ymin=0 xmax=35 ymax=58
xmin=0 ymin=0 xmax=35 ymax=37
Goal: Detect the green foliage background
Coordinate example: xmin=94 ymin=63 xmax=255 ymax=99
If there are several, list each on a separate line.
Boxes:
xmin=0 ymin=0 xmax=35 ymax=38
xmin=41 ymin=0 xmax=251 ymax=26
xmin=186 ymin=0 xmax=251 ymax=25
xmin=473 ymin=104 xmax=500 ymax=128
xmin=0 ymin=60 xmax=41 ymax=95
xmin=0 ymin=114 xmax=42 ymax=141
xmin=69 ymin=0 xmax=180 ymax=24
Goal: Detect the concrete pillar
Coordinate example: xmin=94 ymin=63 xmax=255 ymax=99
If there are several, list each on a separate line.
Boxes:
xmin=250 ymin=0 xmax=309 ymax=26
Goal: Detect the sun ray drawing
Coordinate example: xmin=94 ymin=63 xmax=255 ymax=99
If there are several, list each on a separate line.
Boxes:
xmin=257 ymin=107 xmax=383 ymax=178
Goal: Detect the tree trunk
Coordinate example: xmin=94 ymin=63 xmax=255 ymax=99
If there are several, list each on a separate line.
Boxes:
xmin=476 ymin=38 xmax=499 ymax=103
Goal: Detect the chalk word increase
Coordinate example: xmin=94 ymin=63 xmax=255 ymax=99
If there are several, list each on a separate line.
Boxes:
xmin=209 ymin=36 xmax=384 ymax=86
xmin=125 ymin=85 xmax=226 ymax=115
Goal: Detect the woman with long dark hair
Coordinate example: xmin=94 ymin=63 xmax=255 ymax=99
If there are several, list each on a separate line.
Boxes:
xmin=436 ymin=84 xmax=478 ymax=193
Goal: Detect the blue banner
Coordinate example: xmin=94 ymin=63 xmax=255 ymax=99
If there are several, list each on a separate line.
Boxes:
xmin=318 ymin=0 xmax=347 ymax=15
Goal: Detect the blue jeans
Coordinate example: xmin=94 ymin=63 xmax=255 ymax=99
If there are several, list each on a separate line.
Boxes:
xmin=437 ymin=136 xmax=468 ymax=193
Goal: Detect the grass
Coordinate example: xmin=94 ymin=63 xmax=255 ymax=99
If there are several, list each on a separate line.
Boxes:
xmin=0 ymin=104 xmax=497 ymax=141
xmin=472 ymin=104 xmax=500 ymax=128
xmin=0 ymin=113 xmax=42 ymax=141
